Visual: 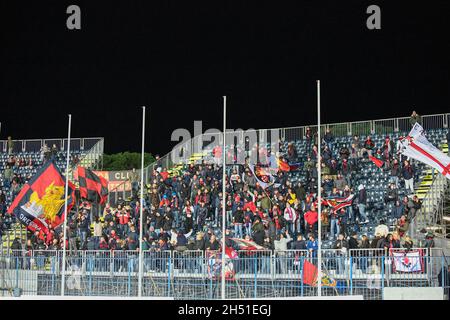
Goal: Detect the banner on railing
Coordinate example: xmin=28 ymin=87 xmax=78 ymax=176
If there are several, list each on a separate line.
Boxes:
xmin=391 ymin=249 xmax=424 ymax=273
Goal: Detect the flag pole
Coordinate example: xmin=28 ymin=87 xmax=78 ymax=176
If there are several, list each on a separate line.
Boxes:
xmin=221 ymin=96 xmax=227 ymax=300
xmin=317 ymin=80 xmax=322 ymax=297
xmin=61 ymin=114 xmax=72 ymax=296
xmin=138 ymin=106 xmax=146 ymax=297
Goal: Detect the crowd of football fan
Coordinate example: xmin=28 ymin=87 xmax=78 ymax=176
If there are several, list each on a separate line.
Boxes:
xmin=3 ymin=111 xmax=446 ymax=254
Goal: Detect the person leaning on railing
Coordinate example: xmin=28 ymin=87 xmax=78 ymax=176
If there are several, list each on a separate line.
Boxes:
xmin=409 ymin=111 xmax=422 ymax=127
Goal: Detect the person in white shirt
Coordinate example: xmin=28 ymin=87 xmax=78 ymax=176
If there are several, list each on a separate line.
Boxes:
xmin=283 ymin=202 xmax=297 ymax=236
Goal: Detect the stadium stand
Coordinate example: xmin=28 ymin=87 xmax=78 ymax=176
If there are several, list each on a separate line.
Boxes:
xmin=0 ymin=138 xmax=103 ymax=252
xmin=0 ymin=114 xmax=449 ymax=299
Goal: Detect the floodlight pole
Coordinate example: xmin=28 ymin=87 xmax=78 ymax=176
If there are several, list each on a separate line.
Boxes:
xmin=138 ymin=106 xmax=146 ymax=297
xmin=317 ymin=80 xmax=322 ymax=297
xmin=221 ymin=96 xmax=227 ymax=300
xmin=61 ymin=114 xmax=72 ymax=296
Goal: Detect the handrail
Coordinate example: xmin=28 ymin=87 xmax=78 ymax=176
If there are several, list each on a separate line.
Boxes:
xmin=1 ymin=247 xmax=443 ymax=256
xmin=143 ymin=112 xmax=449 ymax=183
xmin=0 ymin=137 xmax=104 ymax=153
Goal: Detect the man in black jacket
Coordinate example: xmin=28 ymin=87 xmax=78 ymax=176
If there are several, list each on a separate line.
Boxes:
xmin=233 ymin=206 xmax=244 ymax=239
xmin=68 ymin=218 xmax=78 ymax=254
xmin=333 ymin=233 xmax=349 ymax=275
xmin=251 ymin=217 xmax=265 ymax=246
xmin=348 ymin=232 xmax=359 ymax=250
xmin=290 ymin=234 xmax=307 ymax=250
xmin=402 ymin=160 xmax=415 ymax=195
xmin=357 ymin=184 xmax=368 ymax=223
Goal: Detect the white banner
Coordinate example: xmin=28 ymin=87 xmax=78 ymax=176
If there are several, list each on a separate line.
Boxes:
xmin=392 ymin=250 xmax=423 ymax=273
xmin=399 ymin=123 xmax=450 ymax=179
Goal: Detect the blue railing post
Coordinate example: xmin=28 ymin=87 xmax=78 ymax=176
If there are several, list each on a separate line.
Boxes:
xmin=127 ymin=257 xmax=131 ymax=297
xmin=300 ymin=256 xmax=304 ymax=297
xmin=381 ymin=255 xmax=385 ymax=300
xmin=349 ymin=256 xmax=353 ymax=295
xmin=167 ymin=252 xmax=172 ymax=297
xmin=88 ymin=255 xmax=92 ymax=296
xmin=15 ymin=256 xmax=19 ymax=291
xmin=254 ymin=254 xmax=257 ymax=298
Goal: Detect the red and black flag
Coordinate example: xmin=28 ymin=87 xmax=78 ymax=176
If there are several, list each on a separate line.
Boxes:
xmin=369 ymin=155 xmax=384 ymax=168
xmin=77 ymin=167 xmax=108 ymax=204
xmin=7 ymin=160 xmax=76 ymax=235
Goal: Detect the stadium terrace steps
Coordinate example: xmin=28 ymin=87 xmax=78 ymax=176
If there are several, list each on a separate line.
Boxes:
xmin=150 ymin=128 xmax=448 ymax=247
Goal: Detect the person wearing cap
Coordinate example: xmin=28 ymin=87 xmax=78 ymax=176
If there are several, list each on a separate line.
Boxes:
xmin=424 ymin=232 xmax=435 ymax=249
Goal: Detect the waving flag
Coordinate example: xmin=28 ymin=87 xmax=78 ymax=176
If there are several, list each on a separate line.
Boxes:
xmin=7 ymin=160 xmax=76 ymax=235
xmin=77 ymin=167 xmax=109 ymax=204
xmin=369 ymin=155 xmax=384 ymax=168
xmin=302 ymin=260 xmax=337 ymax=287
xmin=399 ymin=123 xmax=450 ymax=179
xmin=314 ymin=194 xmax=354 ymax=211
xmin=275 ymin=156 xmax=301 ymax=172
xmin=225 ymin=246 xmax=238 ymax=259
xmin=248 ymin=165 xmax=280 ymax=189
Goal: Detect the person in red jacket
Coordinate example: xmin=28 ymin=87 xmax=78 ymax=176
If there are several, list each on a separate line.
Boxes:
xmin=304 ymin=205 xmax=318 ymax=236
xmin=116 ymin=209 xmax=130 ymax=236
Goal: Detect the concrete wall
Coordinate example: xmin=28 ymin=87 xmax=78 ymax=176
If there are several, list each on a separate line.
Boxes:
xmin=383 ymin=287 xmax=444 ymax=300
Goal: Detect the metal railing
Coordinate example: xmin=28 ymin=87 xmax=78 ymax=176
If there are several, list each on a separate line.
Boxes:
xmin=0 ymin=137 xmax=103 ymax=153
xmin=107 ymin=179 xmax=132 ymax=205
xmin=143 ymin=113 xmax=449 ymax=184
xmin=0 ymin=248 xmax=447 ymax=299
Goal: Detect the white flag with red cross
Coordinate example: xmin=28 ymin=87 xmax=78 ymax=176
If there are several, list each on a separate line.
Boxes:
xmin=399 ymin=123 xmax=450 ymax=179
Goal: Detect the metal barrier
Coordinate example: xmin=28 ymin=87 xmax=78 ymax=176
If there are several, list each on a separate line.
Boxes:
xmin=0 ymin=137 xmax=103 ymax=153
xmin=0 ymin=248 xmax=448 ymax=299
xmin=143 ymin=113 xmax=450 ymax=184
xmin=107 ymin=179 xmax=132 ymax=204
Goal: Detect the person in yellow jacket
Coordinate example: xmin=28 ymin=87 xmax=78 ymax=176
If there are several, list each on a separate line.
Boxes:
xmin=286 ymin=188 xmax=297 ymax=205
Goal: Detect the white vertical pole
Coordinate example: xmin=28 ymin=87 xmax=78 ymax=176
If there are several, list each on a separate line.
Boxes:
xmin=138 ymin=106 xmax=146 ymax=297
xmin=317 ymin=80 xmax=322 ymax=297
xmin=61 ymin=114 xmax=72 ymax=296
xmin=221 ymin=96 xmax=227 ymax=300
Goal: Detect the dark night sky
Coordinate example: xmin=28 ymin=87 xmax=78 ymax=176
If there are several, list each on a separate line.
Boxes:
xmin=1 ymin=0 xmax=449 ymax=155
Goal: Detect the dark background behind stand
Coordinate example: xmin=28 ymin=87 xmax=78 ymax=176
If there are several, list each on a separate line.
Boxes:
xmin=1 ymin=1 xmax=449 ymax=155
